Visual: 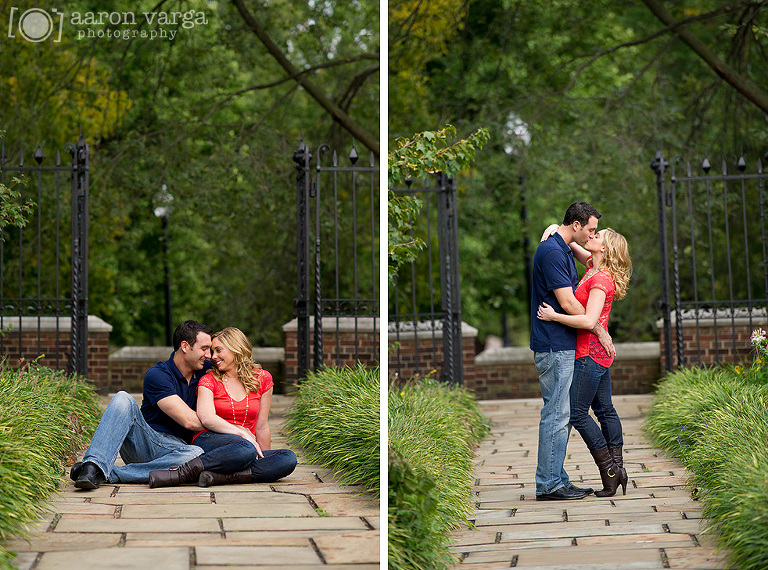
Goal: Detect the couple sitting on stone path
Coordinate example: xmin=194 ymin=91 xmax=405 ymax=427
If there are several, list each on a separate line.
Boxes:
xmin=71 ymin=320 xmax=297 ymax=490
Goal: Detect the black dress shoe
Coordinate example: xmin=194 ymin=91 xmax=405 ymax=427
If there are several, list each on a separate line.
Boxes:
xmin=69 ymin=461 xmax=83 ymax=481
xmin=74 ymin=462 xmax=106 ymax=490
xmin=566 ymin=482 xmax=594 ymax=495
xmin=536 ymin=486 xmax=588 ymax=501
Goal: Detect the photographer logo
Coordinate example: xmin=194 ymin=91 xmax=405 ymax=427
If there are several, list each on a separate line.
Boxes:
xmin=8 ymin=7 xmax=64 ymax=42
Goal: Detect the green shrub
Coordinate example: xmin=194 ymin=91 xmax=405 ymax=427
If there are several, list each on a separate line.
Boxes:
xmin=388 ymin=450 xmax=454 ymax=570
xmin=0 ymin=362 xmax=101 ymax=569
xmin=388 ymin=377 xmax=490 ymax=569
xmin=283 ymin=364 xmax=380 ymax=497
xmin=646 ymin=364 xmax=768 ymax=570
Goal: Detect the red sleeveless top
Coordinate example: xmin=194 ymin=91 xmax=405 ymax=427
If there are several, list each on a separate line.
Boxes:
xmin=574 ymin=269 xmax=615 ymax=367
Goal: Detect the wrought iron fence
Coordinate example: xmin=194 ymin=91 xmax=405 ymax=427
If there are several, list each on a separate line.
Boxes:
xmin=293 ymin=142 xmax=379 ymax=378
xmin=389 ymin=173 xmax=464 ymax=386
xmin=0 ymin=136 xmax=89 ymax=375
xmin=653 ymin=150 xmax=768 ymax=370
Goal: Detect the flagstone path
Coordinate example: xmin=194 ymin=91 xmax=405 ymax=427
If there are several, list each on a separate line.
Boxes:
xmin=7 ymin=394 xmax=380 ymax=570
xmin=451 ymin=395 xmax=727 ymax=570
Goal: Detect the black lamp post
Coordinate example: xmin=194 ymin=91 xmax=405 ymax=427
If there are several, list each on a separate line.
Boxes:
xmin=154 ymin=185 xmax=173 ymax=347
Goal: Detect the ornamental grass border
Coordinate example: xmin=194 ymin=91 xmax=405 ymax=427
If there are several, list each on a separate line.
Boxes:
xmin=0 ymin=361 xmax=101 ymax=569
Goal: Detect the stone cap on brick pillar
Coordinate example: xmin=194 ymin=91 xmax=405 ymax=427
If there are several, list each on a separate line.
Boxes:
xmin=476 ymin=341 xmax=660 ymax=366
xmin=282 ymin=316 xmax=380 ymax=333
xmin=655 ymin=307 xmax=768 ymax=328
xmin=387 ymin=320 xmax=478 ymax=340
xmin=110 ymin=346 xmax=285 ymax=363
xmin=0 ymin=315 xmax=112 ymax=333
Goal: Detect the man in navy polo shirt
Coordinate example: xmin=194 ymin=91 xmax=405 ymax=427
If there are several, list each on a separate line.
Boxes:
xmin=530 ymin=202 xmax=613 ymax=501
xmin=72 ymin=320 xmax=213 ymax=489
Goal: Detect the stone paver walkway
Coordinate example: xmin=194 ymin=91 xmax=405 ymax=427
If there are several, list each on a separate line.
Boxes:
xmin=8 ymin=394 xmax=379 ymax=570
xmin=451 ymin=395 xmax=727 ymax=570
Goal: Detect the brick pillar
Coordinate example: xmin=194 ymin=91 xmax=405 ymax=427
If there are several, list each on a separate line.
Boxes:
xmin=0 ymin=315 xmax=112 ymax=391
xmin=282 ymin=317 xmax=380 ymax=388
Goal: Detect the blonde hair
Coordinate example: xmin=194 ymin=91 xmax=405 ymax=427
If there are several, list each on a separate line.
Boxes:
xmin=597 ymin=228 xmax=632 ymax=300
xmin=210 ymin=327 xmax=262 ymax=392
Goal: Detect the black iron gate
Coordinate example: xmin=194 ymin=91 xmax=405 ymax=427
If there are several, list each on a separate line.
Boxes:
xmin=653 ymin=150 xmax=768 ymax=371
xmin=293 ymin=142 xmax=379 ymax=378
xmin=389 ymin=173 xmax=464 ymax=386
xmin=0 ymin=136 xmax=90 ymax=376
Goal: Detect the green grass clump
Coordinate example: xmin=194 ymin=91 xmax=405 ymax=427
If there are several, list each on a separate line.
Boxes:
xmin=388 ymin=377 xmax=490 ymax=569
xmin=645 ymin=365 xmax=768 ymax=570
xmin=283 ymin=364 xmax=380 ymax=497
xmin=0 ymin=362 xmax=101 ymax=569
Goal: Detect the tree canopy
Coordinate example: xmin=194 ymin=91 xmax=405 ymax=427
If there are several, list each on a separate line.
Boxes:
xmin=389 ymin=0 xmax=768 ymax=346
xmin=2 ymin=0 xmax=379 ymax=346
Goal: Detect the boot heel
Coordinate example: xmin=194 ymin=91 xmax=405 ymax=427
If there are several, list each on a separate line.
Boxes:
xmin=619 ymin=466 xmax=628 ymax=495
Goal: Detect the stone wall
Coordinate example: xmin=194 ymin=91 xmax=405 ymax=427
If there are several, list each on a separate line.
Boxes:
xmin=109 ymin=346 xmax=286 ymax=394
xmin=468 ymin=341 xmax=661 ymax=401
xmin=282 ymin=317 xmax=379 ymax=387
xmin=657 ymin=310 xmax=768 ymax=370
xmin=0 ymin=316 xmax=112 ymax=391
xmin=12 ymin=311 xmax=759 ymax=400
xmin=389 ymin=322 xmax=478 ymax=384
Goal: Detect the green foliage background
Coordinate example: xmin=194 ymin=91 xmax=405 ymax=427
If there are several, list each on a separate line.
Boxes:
xmin=389 ymin=0 xmax=768 ymax=346
xmin=1 ymin=0 xmax=379 ymax=347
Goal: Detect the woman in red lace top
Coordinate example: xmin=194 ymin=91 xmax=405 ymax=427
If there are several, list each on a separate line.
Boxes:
xmin=537 ymin=228 xmax=632 ymax=497
xmin=149 ymin=327 xmax=297 ymax=488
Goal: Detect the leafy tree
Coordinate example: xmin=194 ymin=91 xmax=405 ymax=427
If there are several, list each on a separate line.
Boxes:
xmin=0 ymin=132 xmax=35 ymax=237
xmin=2 ymin=0 xmax=379 ymax=347
xmin=390 ymin=0 xmax=768 ymax=346
xmin=388 ymin=125 xmax=489 ymax=284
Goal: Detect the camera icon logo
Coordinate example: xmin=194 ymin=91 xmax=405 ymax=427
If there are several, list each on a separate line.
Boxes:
xmin=8 ymin=6 xmax=64 ymax=42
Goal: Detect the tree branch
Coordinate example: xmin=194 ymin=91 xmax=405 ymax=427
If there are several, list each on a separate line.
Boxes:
xmin=338 ymin=65 xmax=380 ymax=112
xmin=203 ymin=57 xmax=378 ymax=122
xmin=639 ymin=0 xmax=768 ymax=114
xmin=231 ymin=0 xmax=379 ymax=156
xmin=562 ymin=3 xmax=749 ymax=95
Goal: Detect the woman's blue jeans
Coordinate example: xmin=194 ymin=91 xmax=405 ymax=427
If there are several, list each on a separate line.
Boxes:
xmin=193 ymin=431 xmax=298 ymax=483
xmin=569 ymin=356 xmax=623 ymax=451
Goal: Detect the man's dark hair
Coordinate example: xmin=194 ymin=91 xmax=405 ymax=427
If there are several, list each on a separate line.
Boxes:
xmin=563 ymin=202 xmax=601 ymax=226
xmin=172 ymin=320 xmax=213 ymax=351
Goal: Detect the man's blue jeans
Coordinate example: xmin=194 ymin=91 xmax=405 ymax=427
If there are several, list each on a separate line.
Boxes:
xmin=570 ymin=356 xmax=623 ymax=451
xmin=534 ymin=350 xmax=574 ymax=495
xmin=194 ymin=431 xmax=298 ymax=482
xmin=81 ymin=391 xmax=203 ymax=483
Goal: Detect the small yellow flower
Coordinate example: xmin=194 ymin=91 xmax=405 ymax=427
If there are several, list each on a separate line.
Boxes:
xmin=400 ymin=391 xmax=404 ymax=397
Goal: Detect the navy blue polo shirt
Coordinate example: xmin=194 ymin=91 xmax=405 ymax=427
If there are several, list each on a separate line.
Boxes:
xmin=141 ymin=353 xmax=212 ymax=443
xmin=530 ymin=232 xmax=579 ymax=352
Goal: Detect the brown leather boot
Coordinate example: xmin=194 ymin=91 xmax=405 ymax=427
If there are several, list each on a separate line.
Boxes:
xmin=590 ymin=447 xmax=622 ymax=497
xmin=608 ymin=445 xmax=628 ymax=495
xmin=198 ymin=469 xmax=252 ymax=487
xmin=148 ymin=457 xmax=205 ymax=488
